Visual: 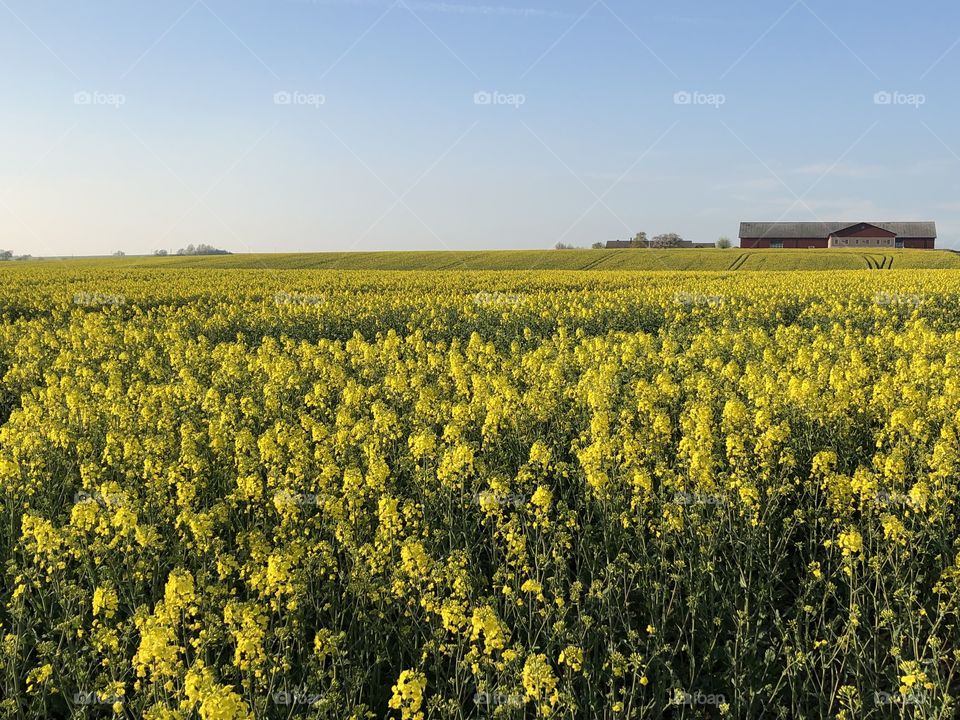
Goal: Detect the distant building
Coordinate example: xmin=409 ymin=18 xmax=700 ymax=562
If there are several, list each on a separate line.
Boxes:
xmin=739 ymin=222 xmax=936 ymax=249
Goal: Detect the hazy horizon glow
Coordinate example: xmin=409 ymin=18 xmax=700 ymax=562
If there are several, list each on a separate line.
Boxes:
xmin=2 ymin=0 xmax=960 ymax=255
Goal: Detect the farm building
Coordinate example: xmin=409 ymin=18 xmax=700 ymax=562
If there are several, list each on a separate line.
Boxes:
xmin=739 ymin=222 xmax=937 ymax=249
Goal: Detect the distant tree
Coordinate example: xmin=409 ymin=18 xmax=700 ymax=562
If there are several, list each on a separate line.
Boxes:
xmin=113 ymin=250 xmax=126 ymax=257
xmin=153 ymin=249 xmax=168 ymax=256
xmin=554 ymin=242 xmax=577 ymax=250
xmin=0 ymin=249 xmax=12 ymax=261
xmin=629 ymin=232 xmax=649 ymax=248
xmin=716 ymin=236 xmax=732 ymax=249
xmin=652 ymin=233 xmax=684 ymax=247
xmin=175 ymin=243 xmax=230 ymax=256
xmin=195 ymin=243 xmax=229 ymax=255
xmin=591 ymin=242 xmax=605 ymax=249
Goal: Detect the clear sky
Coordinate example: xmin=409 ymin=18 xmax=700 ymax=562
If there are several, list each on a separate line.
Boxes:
xmin=2 ymin=0 xmax=959 ymax=255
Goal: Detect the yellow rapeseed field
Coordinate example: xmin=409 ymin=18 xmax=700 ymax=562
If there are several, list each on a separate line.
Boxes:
xmin=1 ymin=264 xmax=959 ymax=718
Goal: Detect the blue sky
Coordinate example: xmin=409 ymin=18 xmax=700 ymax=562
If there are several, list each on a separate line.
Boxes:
xmin=2 ymin=0 xmax=959 ymax=255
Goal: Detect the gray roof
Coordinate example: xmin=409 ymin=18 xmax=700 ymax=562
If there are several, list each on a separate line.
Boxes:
xmin=739 ymin=221 xmax=936 ymax=239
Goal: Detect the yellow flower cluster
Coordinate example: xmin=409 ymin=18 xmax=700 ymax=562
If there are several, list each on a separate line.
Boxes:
xmin=522 ymin=654 xmax=559 ymax=715
xmin=389 ymin=670 xmax=426 ymax=720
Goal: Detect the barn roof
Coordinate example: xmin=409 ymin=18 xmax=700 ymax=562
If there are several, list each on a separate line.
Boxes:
xmin=739 ymin=221 xmax=936 ymax=239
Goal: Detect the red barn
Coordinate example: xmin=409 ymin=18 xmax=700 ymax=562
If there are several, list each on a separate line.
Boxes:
xmin=739 ymin=222 xmax=936 ymax=249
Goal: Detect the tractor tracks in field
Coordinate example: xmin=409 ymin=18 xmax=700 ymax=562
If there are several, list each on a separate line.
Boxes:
xmin=862 ymin=254 xmax=893 ymax=270
xmin=728 ymin=254 xmax=748 ymax=271
xmin=580 ymin=251 xmax=620 ymax=270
